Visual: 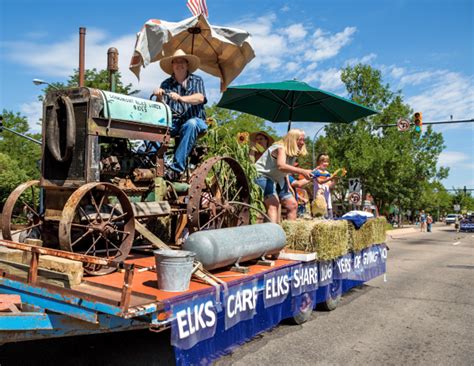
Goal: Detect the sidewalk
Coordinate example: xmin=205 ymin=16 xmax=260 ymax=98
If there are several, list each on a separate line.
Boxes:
xmin=386 ymin=223 xmax=450 ymax=239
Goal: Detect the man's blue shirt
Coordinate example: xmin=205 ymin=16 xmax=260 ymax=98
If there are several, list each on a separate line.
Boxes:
xmin=160 ymin=73 xmax=207 ymax=126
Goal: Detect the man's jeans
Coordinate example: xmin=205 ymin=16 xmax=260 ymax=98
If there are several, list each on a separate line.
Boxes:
xmin=170 ymin=117 xmax=207 ymax=173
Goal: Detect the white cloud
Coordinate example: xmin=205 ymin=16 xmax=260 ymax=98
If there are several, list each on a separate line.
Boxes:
xmin=286 ymin=24 xmax=307 ymax=40
xmin=19 ymin=100 xmax=42 ymax=133
xmin=438 ymin=151 xmax=470 ymax=166
xmin=304 ymin=68 xmax=345 ymax=92
xmin=390 ymin=66 xmax=405 ymax=79
xmin=345 ymin=53 xmax=377 ymax=67
xmin=399 ymin=70 xmax=445 ymax=87
xmin=286 ymin=62 xmax=299 ymax=73
xmin=305 ymin=27 xmax=357 ymax=63
xmin=406 ymin=71 xmax=474 ymax=122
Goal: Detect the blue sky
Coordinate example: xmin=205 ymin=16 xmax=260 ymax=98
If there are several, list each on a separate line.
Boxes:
xmin=0 ymin=0 xmax=472 ymax=189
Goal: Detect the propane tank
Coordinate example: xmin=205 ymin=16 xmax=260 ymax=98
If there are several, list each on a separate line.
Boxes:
xmin=183 ymin=223 xmax=286 ymax=270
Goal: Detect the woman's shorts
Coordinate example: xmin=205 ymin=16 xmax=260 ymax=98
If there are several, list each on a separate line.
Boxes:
xmin=255 ymin=176 xmax=293 ymax=201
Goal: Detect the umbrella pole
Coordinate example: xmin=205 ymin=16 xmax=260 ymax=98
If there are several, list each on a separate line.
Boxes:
xmin=287 ymin=120 xmax=292 ymax=132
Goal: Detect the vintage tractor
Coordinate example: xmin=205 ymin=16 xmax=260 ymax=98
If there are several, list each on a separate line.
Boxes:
xmin=1 ymin=88 xmax=253 ymax=274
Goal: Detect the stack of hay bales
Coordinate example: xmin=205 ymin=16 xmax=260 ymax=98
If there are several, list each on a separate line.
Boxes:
xmin=348 ymin=217 xmax=387 ymax=252
xmin=281 ymin=219 xmax=349 ymax=260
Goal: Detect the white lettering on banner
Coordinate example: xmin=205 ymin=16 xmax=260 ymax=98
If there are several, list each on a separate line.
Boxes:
xmin=293 ymin=266 xmax=318 ymax=289
xmin=176 ymin=300 xmax=216 ymax=339
xmin=226 ymin=287 xmax=258 ymax=319
xmin=354 ymin=254 xmax=362 ymax=270
xmin=380 ymin=247 xmax=388 ymax=261
xmin=363 ymin=249 xmax=379 ymax=266
xmin=320 ymin=262 xmax=333 ymax=283
xmin=265 ymin=274 xmax=290 ymax=300
xmin=336 ymin=257 xmax=352 ymax=274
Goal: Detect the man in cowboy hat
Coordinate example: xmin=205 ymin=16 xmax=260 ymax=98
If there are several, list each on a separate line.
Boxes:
xmin=153 ymin=49 xmax=207 ymax=180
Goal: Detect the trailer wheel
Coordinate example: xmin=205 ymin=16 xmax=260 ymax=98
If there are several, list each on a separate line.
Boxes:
xmin=319 ymin=280 xmax=342 ymax=311
xmin=291 ymin=292 xmax=314 ymax=325
xmin=59 ymin=183 xmax=135 ymax=275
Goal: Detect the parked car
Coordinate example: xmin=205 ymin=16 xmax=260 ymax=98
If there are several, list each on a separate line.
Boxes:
xmin=445 ymin=214 xmax=458 ymax=225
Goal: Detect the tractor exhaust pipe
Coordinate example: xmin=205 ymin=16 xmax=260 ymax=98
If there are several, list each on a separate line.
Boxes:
xmin=79 ymin=27 xmax=86 ymax=87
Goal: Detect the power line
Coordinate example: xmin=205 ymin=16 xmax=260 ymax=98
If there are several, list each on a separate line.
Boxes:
xmin=377 ymin=118 xmax=474 ymax=128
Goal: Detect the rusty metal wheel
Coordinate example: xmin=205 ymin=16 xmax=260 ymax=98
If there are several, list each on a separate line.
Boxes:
xmin=187 ymin=157 xmax=251 ymax=233
xmin=2 ymin=180 xmax=42 ymax=242
xmin=59 ymin=182 xmax=135 ymax=275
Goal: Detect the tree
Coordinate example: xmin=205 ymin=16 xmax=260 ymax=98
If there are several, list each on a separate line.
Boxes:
xmin=205 ymin=104 xmax=277 ymax=138
xmin=0 ymin=153 xmax=30 ymax=203
xmin=0 ymin=110 xmax=41 ymax=178
xmin=38 ymin=68 xmax=139 ymax=98
xmin=320 ymin=64 xmax=448 ymax=215
xmin=0 ymin=111 xmax=41 ymax=205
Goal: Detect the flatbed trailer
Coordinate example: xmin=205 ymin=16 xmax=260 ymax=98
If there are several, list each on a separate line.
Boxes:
xmin=0 ymin=239 xmax=387 ymax=365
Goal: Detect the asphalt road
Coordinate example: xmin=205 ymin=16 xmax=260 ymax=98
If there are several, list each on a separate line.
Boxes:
xmin=1 ymin=224 xmax=473 ymax=365
xmin=216 ymin=224 xmax=474 ymax=366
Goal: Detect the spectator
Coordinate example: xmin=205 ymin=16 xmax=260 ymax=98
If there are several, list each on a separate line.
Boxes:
xmin=419 ymin=210 xmax=427 ymax=232
xmin=427 ymin=214 xmax=433 ymax=232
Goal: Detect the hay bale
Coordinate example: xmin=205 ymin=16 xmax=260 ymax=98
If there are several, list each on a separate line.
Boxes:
xmin=282 ymin=219 xmax=349 ymax=260
xmin=281 ymin=219 xmax=314 ymax=252
xmin=348 ymin=217 xmax=387 ymax=251
xmin=311 ymin=220 xmax=349 ymax=260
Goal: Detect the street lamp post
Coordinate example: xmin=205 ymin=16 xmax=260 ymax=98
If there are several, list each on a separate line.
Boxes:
xmin=32 ymin=79 xmax=60 ymax=90
xmin=311 ymin=125 xmax=326 ymax=167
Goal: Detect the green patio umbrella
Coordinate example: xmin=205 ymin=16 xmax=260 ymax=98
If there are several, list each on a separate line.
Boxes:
xmin=217 ymin=80 xmax=378 ymax=130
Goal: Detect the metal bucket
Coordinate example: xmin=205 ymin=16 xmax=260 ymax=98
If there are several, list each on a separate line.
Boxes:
xmin=154 ymin=249 xmax=196 ymax=292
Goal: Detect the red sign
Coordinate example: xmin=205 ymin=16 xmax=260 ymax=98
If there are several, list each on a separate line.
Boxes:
xmin=349 ymin=192 xmax=361 ymax=204
xmin=397 ymin=118 xmax=410 ymax=132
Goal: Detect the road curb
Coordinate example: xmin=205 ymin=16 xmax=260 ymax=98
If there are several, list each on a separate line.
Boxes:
xmin=386 ymin=227 xmax=417 ymax=238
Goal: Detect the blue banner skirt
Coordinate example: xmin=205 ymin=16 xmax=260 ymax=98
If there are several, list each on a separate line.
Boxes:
xmin=172 ymin=244 xmax=387 ymax=366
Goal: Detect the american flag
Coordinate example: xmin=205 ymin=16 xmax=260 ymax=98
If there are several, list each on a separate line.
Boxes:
xmin=187 ymin=0 xmax=209 ymax=18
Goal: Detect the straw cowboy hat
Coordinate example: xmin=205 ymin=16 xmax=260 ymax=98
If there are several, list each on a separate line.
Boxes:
xmin=249 ymin=131 xmax=275 ymax=147
xmin=160 ymin=49 xmax=200 ymax=75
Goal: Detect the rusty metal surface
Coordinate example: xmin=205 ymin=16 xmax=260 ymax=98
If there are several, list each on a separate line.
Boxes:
xmin=1 ymin=180 xmax=41 ymax=241
xmin=107 ymin=47 xmax=119 ymax=72
xmin=88 ymin=117 xmax=170 ymax=141
xmin=187 ymin=156 xmax=250 ymax=233
xmin=58 ymin=182 xmax=135 ymax=275
xmin=0 ymin=239 xmax=118 ymax=266
xmin=79 ymin=28 xmax=86 ymax=87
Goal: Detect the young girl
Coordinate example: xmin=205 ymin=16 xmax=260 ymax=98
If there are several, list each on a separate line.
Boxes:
xmin=312 ymin=153 xmax=342 ymax=219
xmin=255 ymin=129 xmax=313 ymax=223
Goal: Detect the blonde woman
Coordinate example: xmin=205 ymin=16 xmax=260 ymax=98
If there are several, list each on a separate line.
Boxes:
xmin=255 ymin=129 xmax=313 ymax=222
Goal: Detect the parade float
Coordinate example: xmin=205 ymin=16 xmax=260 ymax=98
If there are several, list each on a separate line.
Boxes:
xmin=0 ymin=13 xmax=387 ymax=366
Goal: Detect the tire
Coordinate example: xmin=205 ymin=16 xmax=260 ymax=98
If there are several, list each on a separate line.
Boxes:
xmin=290 ymin=293 xmax=314 ymax=325
xmin=319 ymin=279 xmax=342 ymax=311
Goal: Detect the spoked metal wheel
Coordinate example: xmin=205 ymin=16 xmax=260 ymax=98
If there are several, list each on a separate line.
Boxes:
xmin=2 ymin=180 xmax=43 ymax=242
xmin=59 ymin=182 xmax=135 ymax=275
xmin=187 ymin=157 xmax=251 ymax=233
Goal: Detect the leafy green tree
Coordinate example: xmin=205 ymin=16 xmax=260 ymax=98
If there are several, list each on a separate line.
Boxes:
xmin=320 ymin=64 xmax=448 ymax=215
xmin=451 ymin=188 xmax=474 ymax=212
xmin=0 ymin=153 xmax=30 ymax=203
xmin=0 ymin=110 xmax=41 ymax=179
xmin=38 ymin=68 xmax=138 ymax=98
xmin=205 ymin=104 xmax=277 ymax=138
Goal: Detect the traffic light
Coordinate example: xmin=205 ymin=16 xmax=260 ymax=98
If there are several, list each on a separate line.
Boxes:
xmin=413 ymin=112 xmax=422 ymax=132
